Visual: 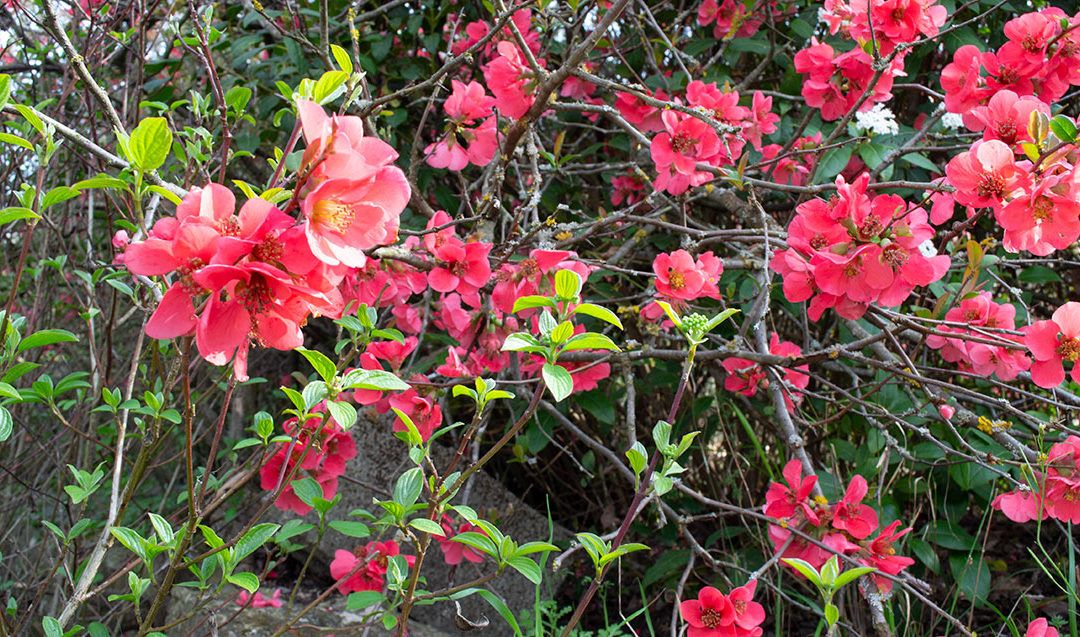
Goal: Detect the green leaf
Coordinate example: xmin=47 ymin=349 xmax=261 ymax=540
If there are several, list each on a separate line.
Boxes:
xmin=514 ymin=541 xmax=559 ymax=556
xmin=42 ymin=616 xmax=62 ymax=637
xmin=330 ymin=44 xmax=354 ymax=74
xmin=290 ymin=477 xmax=324 ymax=508
xmin=17 ymin=329 xmax=78 ymax=353
xmin=326 ymin=400 xmax=357 ymax=431
xmin=227 ymin=572 xmax=260 ymax=594
xmin=393 ymin=467 xmax=424 ymax=508
xmin=0 ymin=74 xmax=10 ymax=110
xmin=147 ymin=513 xmax=174 ymax=545
xmin=41 ymin=186 xmax=80 ymax=209
xmin=541 ymin=363 xmax=574 ymax=402
xmin=549 ymin=321 xmax=574 ymax=345
xmin=572 ymin=302 xmax=623 ymax=329
xmin=949 ymin=554 xmax=991 ymax=603
xmin=0 ymin=132 xmax=34 ymax=153
xmin=235 ymin=524 xmax=280 ymax=563
xmin=824 ymin=602 xmax=839 ymax=627
xmin=511 ymin=295 xmax=556 ymax=313
xmin=901 ymin=152 xmax=939 ymax=173
xmin=833 ymin=565 xmax=877 ymax=588
xmin=409 ymin=517 xmax=444 ymax=535
xmin=1049 ymin=114 xmax=1078 ymax=143
xmin=342 ymin=368 xmax=410 ymax=391
xmin=128 ymin=117 xmax=173 ymax=171
xmin=451 ymin=532 xmax=498 ymax=556
xmin=501 ymin=333 xmax=546 ymax=353
xmin=782 ymin=558 xmax=823 ymax=586
xmin=813 ymin=146 xmax=853 ymax=183
xmin=820 ymin=555 xmax=839 ymax=587
xmin=346 ymin=590 xmax=386 ymax=610
xmin=329 ymin=520 xmax=371 ymax=538
xmin=553 ymin=269 xmax=583 ymax=300
xmin=655 ymin=301 xmax=682 ymax=327
xmin=0 ymin=207 xmax=39 ymax=226
xmin=626 ymin=442 xmax=647 ymax=476
xmin=506 ymin=556 xmax=542 ymax=584
xmin=0 ymin=407 xmax=11 ymax=444
xmin=314 ymin=70 xmax=349 ymax=104
xmin=560 ymin=333 xmax=619 ymax=352
xmin=296 ymin=347 xmax=336 ymax=383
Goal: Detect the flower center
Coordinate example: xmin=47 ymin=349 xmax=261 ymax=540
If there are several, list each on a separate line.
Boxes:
xmin=216 ymin=217 xmax=241 ymax=236
xmin=843 ymin=260 xmax=861 ymax=278
xmin=700 ymin=607 xmax=724 ymax=629
xmin=1032 ymin=195 xmax=1054 ymax=221
xmin=996 ymin=121 xmax=1017 ymax=145
xmin=733 ymin=599 xmax=747 ymax=614
xmin=1056 ymin=336 xmax=1080 ymax=362
xmin=450 ymin=260 xmax=470 ymax=277
xmin=858 ymin=216 xmax=884 ymax=239
xmin=668 ymin=269 xmax=685 ymax=289
xmin=312 ymin=200 xmax=356 ymax=234
xmin=252 ymin=235 xmax=283 ymax=262
xmin=179 ymin=258 xmax=206 ymax=295
xmin=881 ymin=244 xmax=909 ymax=270
xmin=976 ymin=172 xmax=1006 ymax=199
xmin=670 ymin=132 xmax=698 ymax=155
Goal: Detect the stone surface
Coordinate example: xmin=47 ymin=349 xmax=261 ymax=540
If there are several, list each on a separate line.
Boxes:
xmin=164 ymin=586 xmax=452 ymax=636
xmin=258 ymin=408 xmax=570 ymax=634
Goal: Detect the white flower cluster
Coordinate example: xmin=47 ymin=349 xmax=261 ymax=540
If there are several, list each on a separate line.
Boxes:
xmin=854 ymin=104 xmax=900 ymax=136
xmin=940 ymin=112 xmax=964 ymax=129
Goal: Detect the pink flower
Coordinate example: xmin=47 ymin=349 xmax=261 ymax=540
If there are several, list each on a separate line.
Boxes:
xmin=425 ymin=80 xmax=498 ymax=170
xmin=433 ymin=516 xmax=486 ymax=565
xmin=388 ymin=385 xmax=442 ymax=441
xmin=1026 ymin=618 xmax=1060 ymax=637
xmin=651 ymin=111 xmax=721 ymax=195
xmin=967 ymin=90 xmax=1048 ymax=147
xmin=653 ymin=250 xmax=718 ymax=301
xmin=859 ymin=521 xmax=914 ymax=592
xmin=763 ymin=459 xmax=820 ymax=524
xmin=997 ymin=169 xmax=1080 ymax=256
xmin=366 ymin=336 xmax=418 ymax=372
xmin=830 ymin=475 xmax=879 ymax=540
xmin=1024 ymin=302 xmax=1080 ymax=388
xmin=259 ymin=407 xmax=357 ymax=515
xmin=946 ymin=140 xmax=1030 ymax=210
xmin=679 ymin=587 xmax=734 ymax=637
xmin=237 ymin=588 xmax=283 ymax=608
xmin=992 ymin=488 xmax=1047 ymax=523
xmin=941 ymin=45 xmax=989 ymax=114
xmin=330 ymin=541 xmax=415 ymax=595
xmin=301 ymin=176 xmax=407 ymax=268
xmin=484 ymin=40 xmax=544 ymax=119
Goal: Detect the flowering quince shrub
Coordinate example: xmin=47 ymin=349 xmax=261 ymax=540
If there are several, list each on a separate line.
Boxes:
xmin=5 ymin=1 xmax=1080 ymax=636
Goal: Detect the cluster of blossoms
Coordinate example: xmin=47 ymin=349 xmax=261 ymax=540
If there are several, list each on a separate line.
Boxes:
xmin=993 ymin=435 xmax=1080 ymax=524
xmin=925 ymin=291 xmax=1030 ymax=381
xmin=620 ymin=80 xmax=777 ymax=195
xmin=679 ymin=580 xmax=766 ymax=637
xmin=331 ymin=540 xmax=415 ymax=595
xmin=771 ymin=173 xmax=951 ymax=321
xmin=697 ymin=0 xmax=763 ymax=40
xmin=794 ymin=0 xmax=946 ymax=120
xmin=722 ymin=334 xmax=809 ymax=411
xmin=945 ymin=104 xmax=1080 ymax=257
xmin=122 ymin=101 xmax=409 ymax=380
xmin=941 ymin=9 xmax=1080 ymax=114
xmin=766 ymin=460 xmax=914 ymax=592
xmin=760 ymin=133 xmax=822 ymax=187
xmin=425 ymin=79 xmax=498 ymax=170
xmin=259 ymin=406 xmax=357 ymax=515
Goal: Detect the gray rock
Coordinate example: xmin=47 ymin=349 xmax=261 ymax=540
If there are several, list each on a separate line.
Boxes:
xmin=164 ymin=586 xmax=452 ymax=636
